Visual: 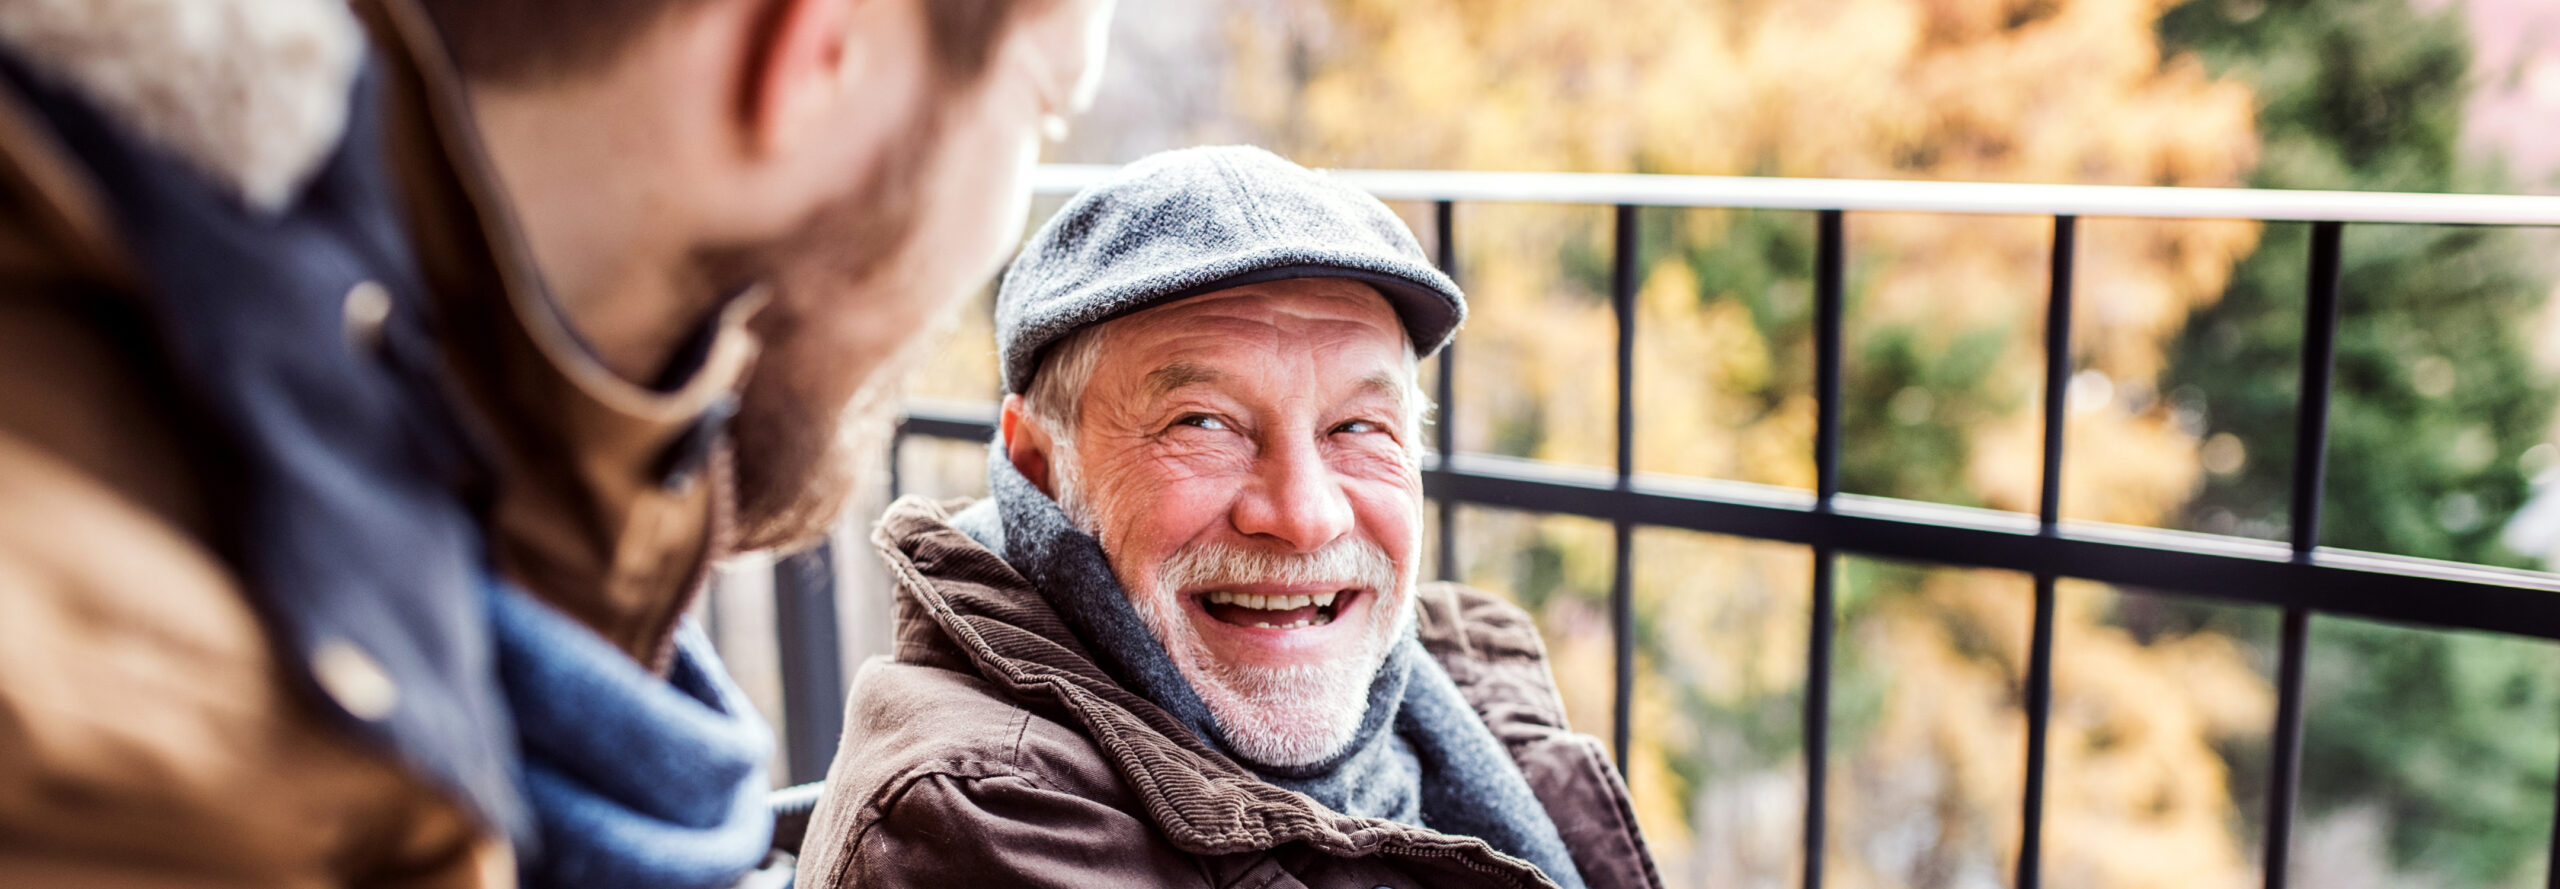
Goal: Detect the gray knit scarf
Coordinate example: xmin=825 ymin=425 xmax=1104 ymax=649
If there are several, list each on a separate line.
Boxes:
xmin=952 ymin=451 xmax=1587 ymax=888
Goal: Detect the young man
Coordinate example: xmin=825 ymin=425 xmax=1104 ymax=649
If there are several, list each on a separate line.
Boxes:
xmin=796 ymin=147 xmax=1662 ymax=888
xmin=0 ymin=0 xmax=1107 ymax=885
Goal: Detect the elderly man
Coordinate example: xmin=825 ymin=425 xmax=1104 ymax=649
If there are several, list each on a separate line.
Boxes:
xmin=796 ymin=146 xmax=1660 ymax=889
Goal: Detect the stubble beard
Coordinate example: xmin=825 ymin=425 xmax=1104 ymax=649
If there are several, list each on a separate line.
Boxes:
xmin=717 ymin=87 xmax=950 ymax=554
xmin=729 ymin=334 xmax=923 ymax=552
xmin=1057 ymin=458 xmax=1418 ymax=767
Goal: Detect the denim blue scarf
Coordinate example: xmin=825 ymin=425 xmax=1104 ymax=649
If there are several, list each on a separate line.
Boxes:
xmin=492 ymin=580 xmax=775 ymax=889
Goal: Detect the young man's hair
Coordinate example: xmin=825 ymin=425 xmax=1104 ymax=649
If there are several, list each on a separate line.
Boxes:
xmin=419 ymin=0 xmax=1038 ymax=87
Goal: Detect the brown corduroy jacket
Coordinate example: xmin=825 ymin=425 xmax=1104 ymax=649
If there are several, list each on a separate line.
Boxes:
xmin=794 ymin=497 xmax=1665 ymax=889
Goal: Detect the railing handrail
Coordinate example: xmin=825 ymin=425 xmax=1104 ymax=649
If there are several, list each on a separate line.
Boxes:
xmin=816 ymin=165 xmax=2560 ymax=889
xmin=1031 ymin=163 xmax=2560 ymax=226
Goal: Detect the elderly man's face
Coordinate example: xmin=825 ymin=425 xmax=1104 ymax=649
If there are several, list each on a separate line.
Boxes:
xmin=1028 ymin=278 xmax=1424 ymax=765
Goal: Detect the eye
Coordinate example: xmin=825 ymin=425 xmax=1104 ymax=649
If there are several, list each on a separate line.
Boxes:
xmin=1332 ymin=419 xmax=1384 ymax=436
xmin=1175 ymin=414 xmax=1229 ymax=431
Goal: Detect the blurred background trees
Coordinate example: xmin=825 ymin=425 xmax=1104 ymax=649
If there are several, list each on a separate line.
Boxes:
xmin=2158 ymin=0 xmax=2560 ymax=884
xmin=877 ymin=0 xmax=2560 ymax=886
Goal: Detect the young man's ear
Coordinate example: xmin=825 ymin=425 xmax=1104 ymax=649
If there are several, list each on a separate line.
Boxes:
xmin=742 ymin=0 xmax=855 ymax=156
xmin=1000 ymin=393 xmax=1056 ymax=496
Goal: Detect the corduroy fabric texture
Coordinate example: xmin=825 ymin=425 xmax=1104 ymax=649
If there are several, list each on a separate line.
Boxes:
xmin=992 ymin=145 xmax=1465 ymax=394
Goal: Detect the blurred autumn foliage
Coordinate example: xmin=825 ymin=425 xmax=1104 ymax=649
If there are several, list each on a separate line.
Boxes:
xmin=884 ymin=0 xmax=2560 ymax=886
xmin=1234 ymin=0 xmax=2283 ymax=886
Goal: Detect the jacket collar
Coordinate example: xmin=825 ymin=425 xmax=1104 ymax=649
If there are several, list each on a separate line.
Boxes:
xmin=874 ymin=496 xmax=1559 ymax=888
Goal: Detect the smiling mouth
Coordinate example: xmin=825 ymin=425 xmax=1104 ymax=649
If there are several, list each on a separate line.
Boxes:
xmin=1198 ymin=589 xmax=1358 ymax=630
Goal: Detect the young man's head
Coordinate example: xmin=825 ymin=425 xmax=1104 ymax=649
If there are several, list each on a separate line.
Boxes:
xmin=991 ymin=146 xmax=1467 ymax=765
xmin=421 ymin=0 xmax=1112 ymax=550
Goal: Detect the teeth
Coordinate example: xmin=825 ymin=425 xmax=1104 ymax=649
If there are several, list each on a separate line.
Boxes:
xmin=1204 ymin=590 xmax=1341 ymax=614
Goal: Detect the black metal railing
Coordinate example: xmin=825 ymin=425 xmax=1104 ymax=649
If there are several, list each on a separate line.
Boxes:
xmin=770 ymin=166 xmax=2560 ymax=889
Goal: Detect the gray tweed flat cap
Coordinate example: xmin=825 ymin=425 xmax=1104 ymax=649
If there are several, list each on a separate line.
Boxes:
xmin=996 ymin=145 xmax=1465 ymax=394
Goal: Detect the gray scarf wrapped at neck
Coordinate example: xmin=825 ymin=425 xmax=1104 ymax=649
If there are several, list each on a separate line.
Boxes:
xmin=950 ymin=450 xmax=1587 ymax=889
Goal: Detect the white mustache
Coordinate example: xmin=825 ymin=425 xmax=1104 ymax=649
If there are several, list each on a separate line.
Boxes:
xmin=1156 ymin=536 xmax=1398 ymax=595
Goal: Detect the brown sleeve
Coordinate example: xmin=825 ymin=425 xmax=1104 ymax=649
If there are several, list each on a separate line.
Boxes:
xmin=1514 ymin=734 xmax=1664 ymax=889
xmin=823 ymin=772 xmax=1208 ymax=889
xmin=0 ymin=435 xmax=513 ymax=889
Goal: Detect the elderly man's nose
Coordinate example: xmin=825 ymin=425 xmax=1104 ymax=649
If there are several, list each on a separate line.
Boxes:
xmin=1231 ymin=439 xmax=1355 ymax=552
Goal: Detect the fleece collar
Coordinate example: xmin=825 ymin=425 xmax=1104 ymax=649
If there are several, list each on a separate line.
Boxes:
xmin=0 ymin=0 xmax=365 ymax=212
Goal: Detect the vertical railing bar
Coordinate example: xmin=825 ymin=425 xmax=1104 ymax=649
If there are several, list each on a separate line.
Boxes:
xmin=1613 ymin=209 xmax=1639 ymax=485
xmin=1433 ymin=200 xmax=1459 ymax=584
xmin=1806 ymin=546 xmax=1837 ymax=889
xmin=1610 ymin=522 xmax=1635 ymax=775
xmin=1609 ymin=204 xmax=1639 ymax=772
xmin=2038 ymin=215 xmax=2077 ymax=531
xmin=2017 ymin=214 xmax=2074 ymax=889
xmin=2291 ymin=221 xmax=2345 ymax=556
xmin=1805 ymin=208 xmax=1846 ymax=889
xmin=2266 ymin=219 xmax=2341 ymax=889
xmin=2545 ymin=731 xmax=2560 ymax=889
xmin=698 ymin=570 xmax=722 ymax=640
xmin=2265 ymin=607 xmax=2311 ymax=889
xmin=887 ymin=426 xmax=907 ymax=501
xmin=1814 ymin=210 xmax=1846 ymax=508
xmin=774 ymin=543 xmax=846 ymax=786
xmin=2018 ymin=575 xmax=2057 ymax=889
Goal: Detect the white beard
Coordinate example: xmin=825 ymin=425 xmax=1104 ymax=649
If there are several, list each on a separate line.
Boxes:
xmin=1132 ymin=550 xmax=1408 ymax=766
xmin=1058 ymin=460 xmax=1415 ymax=767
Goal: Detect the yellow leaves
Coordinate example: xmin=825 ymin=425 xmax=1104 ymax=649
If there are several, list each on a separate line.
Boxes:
xmin=2042 ymin=581 xmax=2270 ymax=889
xmin=1621 ymin=530 xmax=1819 ymax=883
xmin=1637 ymin=529 xmax=1817 ymax=704
xmin=1637 ymin=256 xmax=1813 ymax=485
xmin=1652 ymin=261 xmax=1774 ymax=394
xmin=1724 ymin=0 xmax=1932 ymax=178
xmin=1813 ymin=575 xmax=2270 ymax=889
xmin=2077 ymin=217 xmax=2260 ymax=383
xmin=1828 ymin=572 xmax=2036 ymax=888
xmin=1969 ymin=402 xmax=2208 ymax=524
xmin=1223 ymin=0 xmax=2284 ymax=884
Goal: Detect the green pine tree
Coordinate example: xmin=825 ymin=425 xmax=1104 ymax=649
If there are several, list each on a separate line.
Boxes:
xmin=2160 ymin=0 xmax=2560 ymax=883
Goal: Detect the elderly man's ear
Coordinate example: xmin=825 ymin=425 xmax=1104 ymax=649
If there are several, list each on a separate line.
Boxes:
xmin=1000 ymin=394 xmax=1058 ymax=498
